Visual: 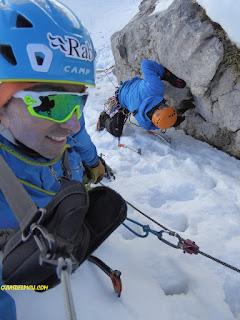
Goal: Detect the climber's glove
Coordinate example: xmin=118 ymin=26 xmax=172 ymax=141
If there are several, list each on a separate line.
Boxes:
xmin=84 ymin=158 xmax=105 ymax=184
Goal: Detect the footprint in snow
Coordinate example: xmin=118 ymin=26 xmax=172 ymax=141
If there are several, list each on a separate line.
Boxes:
xmin=151 ymin=257 xmax=189 ymax=296
xmin=164 ymin=213 xmax=189 ymax=232
xmin=148 ymin=184 xmax=197 ymax=208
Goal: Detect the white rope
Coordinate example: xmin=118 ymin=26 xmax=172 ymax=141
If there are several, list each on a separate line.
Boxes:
xmin=57 ymin=257 xmax=77 ymax=320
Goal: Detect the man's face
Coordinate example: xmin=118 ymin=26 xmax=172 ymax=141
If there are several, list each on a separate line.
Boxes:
xmin=0 ymin=83 xmax=84 ymax=159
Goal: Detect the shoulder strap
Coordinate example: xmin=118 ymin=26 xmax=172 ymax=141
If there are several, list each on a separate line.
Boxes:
xmin=0 ymin=153 xmax=39 ymax=234
xmin=0 ymin=148 xmax=72 ymax=235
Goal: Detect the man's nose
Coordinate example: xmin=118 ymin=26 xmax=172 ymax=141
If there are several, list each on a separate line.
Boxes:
xmin=59 ymin=112 xmax=80 ymax=133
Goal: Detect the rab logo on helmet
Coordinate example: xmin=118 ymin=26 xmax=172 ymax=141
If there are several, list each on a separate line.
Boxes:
xmin=47 ymin=33 xmax=94 ymax=62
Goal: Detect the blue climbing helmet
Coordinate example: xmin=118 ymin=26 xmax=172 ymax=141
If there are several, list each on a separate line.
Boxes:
xmin=0 ymin=0 xmax=96 ymax=86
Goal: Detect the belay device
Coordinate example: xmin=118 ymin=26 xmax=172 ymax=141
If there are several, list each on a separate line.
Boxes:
xmin=0 ymin=150 xmax=127 ymax=289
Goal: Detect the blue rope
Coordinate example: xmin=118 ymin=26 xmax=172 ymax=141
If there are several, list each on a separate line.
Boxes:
xmin=122 ymin=218 xmax=162 ymax=239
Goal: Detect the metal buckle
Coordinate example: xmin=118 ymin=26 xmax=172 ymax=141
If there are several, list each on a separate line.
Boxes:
xmin=30 ymin=224 xmax=55 ymax=252
xmin=22 ymin=217 xmax=56 ymax=266
xmin=21 ymin=208 xmax=47 ymax=241
xmin=30 ymin=224 xmax=56 ymax=265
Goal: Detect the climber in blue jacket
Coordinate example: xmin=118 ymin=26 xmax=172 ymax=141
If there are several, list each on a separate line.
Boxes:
xmin=97 ymin=59 xmax=186 ymax=137
xmin=0 ymin=0 xmax=105 ymax=318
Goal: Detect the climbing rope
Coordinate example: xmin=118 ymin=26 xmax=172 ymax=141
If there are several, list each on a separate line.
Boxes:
xmin=104 ymin=70 xmax=118 ymax=89
xmin=57 ymin=258 xmax=77 ymax=320
xmin=96 ymin=65 xmax=118 ymax=88
xmin=96 ymin=65 xmax=115 ymax=73
xmin=124 ymin=205 xmax=240 ymax=273
xmin=122 ymin=216 xmax=240 ymax=273
xmin=99 ymin=182 xmax=240 ymax=274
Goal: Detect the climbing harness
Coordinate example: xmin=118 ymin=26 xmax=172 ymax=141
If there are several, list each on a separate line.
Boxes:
xmin=104 ymin=95 xmax=122 ymax=117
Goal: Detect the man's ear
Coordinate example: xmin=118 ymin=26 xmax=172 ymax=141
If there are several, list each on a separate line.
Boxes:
xmin=0 ymin=108 xmax=10 ymax=128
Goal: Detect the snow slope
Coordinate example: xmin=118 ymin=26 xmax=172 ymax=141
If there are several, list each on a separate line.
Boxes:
xmin=8 ymin=1 xmax=240 ymax=319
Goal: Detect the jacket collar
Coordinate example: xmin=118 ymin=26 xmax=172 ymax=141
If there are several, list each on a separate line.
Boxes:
xmin=0 ymin=123 xmax=18 ymax=146
xmin=0 ymin=123 xmax=42 ymax=158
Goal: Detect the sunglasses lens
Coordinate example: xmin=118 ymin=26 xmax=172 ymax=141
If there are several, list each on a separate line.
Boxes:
xmin=32 ymin=94 xmax=88 ymax=121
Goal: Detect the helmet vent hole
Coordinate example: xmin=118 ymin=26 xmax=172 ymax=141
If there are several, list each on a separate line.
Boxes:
xmin=0 ymin=45 xmax=17 ymax=65
xmin=16 ymin=14 xmax=33 ymax=28
xmin=35 ymin=53 xmax=45 ymax=66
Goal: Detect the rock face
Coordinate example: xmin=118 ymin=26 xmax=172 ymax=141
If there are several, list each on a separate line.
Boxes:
xmin=111 ymin=0 xmax=240 ymax=158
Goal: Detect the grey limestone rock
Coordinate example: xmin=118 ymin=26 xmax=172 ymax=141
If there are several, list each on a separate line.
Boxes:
xmin=111 ymin=0 xmax=240 ymax=158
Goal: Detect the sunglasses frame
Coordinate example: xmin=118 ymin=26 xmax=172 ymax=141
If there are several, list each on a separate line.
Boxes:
xmin=13 ymin=90 xmax=89 ymax=123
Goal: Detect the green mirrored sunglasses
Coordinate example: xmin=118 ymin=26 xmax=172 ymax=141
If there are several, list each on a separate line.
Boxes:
xmin=13 ymin=90 xmax=88 ymax=122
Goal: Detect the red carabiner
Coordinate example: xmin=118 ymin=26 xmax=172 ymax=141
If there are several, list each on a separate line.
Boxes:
xmin=183 ymin=239 xmax=199 ymax=255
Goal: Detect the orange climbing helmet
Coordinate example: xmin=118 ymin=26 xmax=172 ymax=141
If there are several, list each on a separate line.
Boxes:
xmin=151 ymin=104 xmax=177 ymax=130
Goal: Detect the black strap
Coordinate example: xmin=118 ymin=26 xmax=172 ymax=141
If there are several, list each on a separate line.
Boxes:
xmin=61 ymin=149 xmax=72 ymax=180
xmin=132 ymin=109 xmax=139 ymax=116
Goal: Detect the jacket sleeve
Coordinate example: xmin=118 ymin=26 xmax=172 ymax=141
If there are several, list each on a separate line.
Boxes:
xmin=72 ymin=114 xmax=99 ymax=166
xmin=141 ymin=59 xmax=165 ymax=83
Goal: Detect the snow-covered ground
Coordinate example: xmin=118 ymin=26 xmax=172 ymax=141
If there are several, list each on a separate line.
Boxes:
xmin=8 ymin=0 xmax=240 ymax=319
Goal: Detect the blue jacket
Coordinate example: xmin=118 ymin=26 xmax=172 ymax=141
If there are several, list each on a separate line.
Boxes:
xmin=118 ymin=59 xmax=165 ymax=130
xmin=0 ymin=114 xmax=98 ymax=229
